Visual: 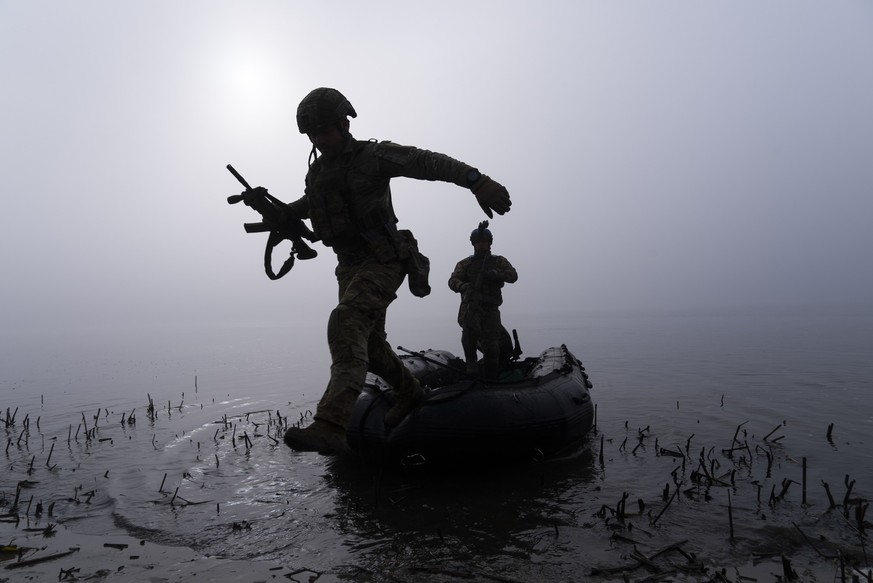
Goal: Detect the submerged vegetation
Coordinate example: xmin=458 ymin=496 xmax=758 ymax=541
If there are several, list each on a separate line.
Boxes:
xmin=1 ymin=381 xmax=870 ymax=581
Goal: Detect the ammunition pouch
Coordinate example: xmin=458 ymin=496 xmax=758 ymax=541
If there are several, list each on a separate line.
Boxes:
xmin=399 ymin=229 xmax=431 ymax=297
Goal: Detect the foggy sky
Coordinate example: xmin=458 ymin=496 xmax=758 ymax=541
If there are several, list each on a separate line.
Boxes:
xmin=2 ymin=0 xmax=872 ymax=343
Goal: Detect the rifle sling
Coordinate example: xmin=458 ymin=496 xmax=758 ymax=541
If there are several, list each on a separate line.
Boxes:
xmin=264 ymin=231 xmax=295 ymax=280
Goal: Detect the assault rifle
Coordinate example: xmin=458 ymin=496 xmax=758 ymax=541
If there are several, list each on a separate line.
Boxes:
xmin=226 ymin=164 xmax=318 ymax=280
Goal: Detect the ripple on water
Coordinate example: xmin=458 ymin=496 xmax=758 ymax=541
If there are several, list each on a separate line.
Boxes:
xmin=3 ymin=311 xmax=871 ymax=581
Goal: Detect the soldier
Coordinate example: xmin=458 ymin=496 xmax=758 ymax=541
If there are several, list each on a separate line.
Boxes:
xmin=280 ymin=88 xmax=511 ymax=454
xmin=448 ymin=221 xmax=518 ymax=380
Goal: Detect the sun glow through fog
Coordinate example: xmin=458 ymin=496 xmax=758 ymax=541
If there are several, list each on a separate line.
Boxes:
xmin=208 ymin=41 xmax=293 ymax=132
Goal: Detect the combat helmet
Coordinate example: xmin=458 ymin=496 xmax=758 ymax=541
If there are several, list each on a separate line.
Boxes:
xmin=296 ymin=87 xmax=357 ymax=134
xmin=470 ymin=220 xmax=493 ymax=243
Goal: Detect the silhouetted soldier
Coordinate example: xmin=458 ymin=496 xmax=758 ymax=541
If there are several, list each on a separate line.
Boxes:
xmin=448 ymin=221 xmax=518 ymax=380
xmin=279 ymin=88 xmax=512 ymax=454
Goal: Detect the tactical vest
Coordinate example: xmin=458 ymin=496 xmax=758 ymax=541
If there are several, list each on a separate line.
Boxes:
xmin=460 ymin=255 xmax=505 ymax=307
xmin=305 ymin=140 xmax=398 ymax=256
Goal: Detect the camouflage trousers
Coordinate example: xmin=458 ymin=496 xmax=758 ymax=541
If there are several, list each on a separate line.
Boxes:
xmin=314 ymin=257 xmax=421 ymax=428
xmin=461 ymin=306 xmax=502 ymax=379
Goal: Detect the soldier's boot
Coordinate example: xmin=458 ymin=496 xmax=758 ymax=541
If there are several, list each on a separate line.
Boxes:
xmin=383 ymin=372 xmax=426 ymax=427
xmin=284 ymin=388 xmax=358 ymax=455
xmin=383 ymin=386 xmax=425 ymax=427
xmin=283 ymin=419 xmax=351 ymax=455
xmin=462 ymin=340 xmax=480 ymax=376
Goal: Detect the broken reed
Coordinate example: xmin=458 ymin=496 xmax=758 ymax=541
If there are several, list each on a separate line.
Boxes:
xmin=589 ymin=410 xmax=870 ymax=578
xmin=2 ymin=396 xmax=298 ymax=545
xmin=603 ymin=409 xmax=865 ymax=542
xmin=4 ymin=390 xmax=869 ymax=580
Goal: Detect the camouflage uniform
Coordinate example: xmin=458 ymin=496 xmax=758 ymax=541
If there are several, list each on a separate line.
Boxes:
xmin=287 ymin=136 xmax=479 ymax=428
xmin=448 ymin=252 xmax=518 ymax=378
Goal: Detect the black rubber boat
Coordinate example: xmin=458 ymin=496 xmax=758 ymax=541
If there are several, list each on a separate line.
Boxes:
xmin=346 ymin=344 xmax=595 ymax=467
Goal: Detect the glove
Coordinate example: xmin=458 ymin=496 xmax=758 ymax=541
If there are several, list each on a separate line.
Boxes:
xmin=471 ymin=175 xmax=511 ymax=218
xmin=242 ymin=186 xmax=269 ymax=207
xmin=484 ymin=269 xmax=500 ymax=281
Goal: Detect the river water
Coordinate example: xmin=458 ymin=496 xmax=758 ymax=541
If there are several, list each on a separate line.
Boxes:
xmin=2 ymin=306 xmax=871 ymax=581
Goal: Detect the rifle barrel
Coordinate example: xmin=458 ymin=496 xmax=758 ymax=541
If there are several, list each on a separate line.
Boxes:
xmin=226 ymin=164 xmax=252 ymax=190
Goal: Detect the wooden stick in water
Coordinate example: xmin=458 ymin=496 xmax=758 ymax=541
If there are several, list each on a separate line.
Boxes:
xmin=802 ymin=457 xmax=807 ymax=505
xmin=763 ymin=423 xmax=782 ymax=441
xmin=653 ymin=484 xmax=681 ymax=525
xmin=728 ymin=490 xmax=734 ymax=540
xmin=730 ymin=421 xmax=748 ymax=448
xmin=599 ymin=434 xmax=604 ymax=467
xmin=822 ymin=481 xmax=836 ymax=509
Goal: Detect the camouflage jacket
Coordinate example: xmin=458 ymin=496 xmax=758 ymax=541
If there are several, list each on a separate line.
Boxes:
xmin=286 ymin=136 xmax=475 ymax=262
xmin=448 ymin=253 xmax=518 ymax=309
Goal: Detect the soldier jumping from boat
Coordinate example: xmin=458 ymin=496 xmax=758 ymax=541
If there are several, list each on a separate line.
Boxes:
xmin=232 ymin=88 xmax=512 ymax=455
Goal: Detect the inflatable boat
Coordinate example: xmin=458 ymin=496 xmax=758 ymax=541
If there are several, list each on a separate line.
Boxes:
xmin=346 ymin=343 xmax=595 ymax=466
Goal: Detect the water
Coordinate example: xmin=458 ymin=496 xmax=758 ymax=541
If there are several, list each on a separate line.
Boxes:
xmin=2 ymin=307 xmax=871 ymax=581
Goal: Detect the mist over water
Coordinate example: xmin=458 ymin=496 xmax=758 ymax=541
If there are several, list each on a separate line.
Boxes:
xmin=2 ymin=307 xmax=871 ymax=579
xmin=3 ymin=3 xmax=872 ymax=578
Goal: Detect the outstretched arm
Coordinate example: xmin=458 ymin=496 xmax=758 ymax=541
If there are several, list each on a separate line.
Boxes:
xmin=374 ymin=142 xmax=512 ymax=217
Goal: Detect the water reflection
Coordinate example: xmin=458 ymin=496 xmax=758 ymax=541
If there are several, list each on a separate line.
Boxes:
xmin=3 ymin=310 xmax=871 ymax=580
xmin=312 ymin=450 xmax=602 ymax=582
xmin=3 ymin=387 xmax=868 ymax=582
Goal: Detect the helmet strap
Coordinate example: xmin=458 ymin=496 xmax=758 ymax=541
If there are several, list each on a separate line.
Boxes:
xmin=337 ymin=119 xmax=351 ymax=140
